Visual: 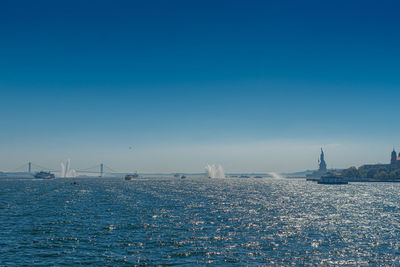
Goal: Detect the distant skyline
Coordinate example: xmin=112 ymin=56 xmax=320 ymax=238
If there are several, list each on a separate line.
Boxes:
xmin=1 ymin=1 xmax=400 ymax=173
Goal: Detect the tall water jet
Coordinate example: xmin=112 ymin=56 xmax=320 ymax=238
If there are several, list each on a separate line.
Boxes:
xmin=205 ymin=164 xmax=225 ymax=178
xmin=60 ymin=159 xmax=76 ymax=178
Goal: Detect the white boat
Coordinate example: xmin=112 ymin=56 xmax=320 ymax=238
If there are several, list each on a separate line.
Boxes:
xmin=34 ymin=171 xmax=55 ymax=179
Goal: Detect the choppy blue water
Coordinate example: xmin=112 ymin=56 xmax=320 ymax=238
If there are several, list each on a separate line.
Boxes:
xmin=1 ymin=177 xmax=400 ymax=265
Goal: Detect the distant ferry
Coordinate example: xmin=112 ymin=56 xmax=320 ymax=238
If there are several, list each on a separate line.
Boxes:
xmin=318 ymin=173 xmax=348 ymax=185
xmin=34 ymin=171 xmax=55 ymax=179
xmin=173 ymin=173 xmax=186 ymax=179
xmin=125 ymin=172 xmax=139 ymax=180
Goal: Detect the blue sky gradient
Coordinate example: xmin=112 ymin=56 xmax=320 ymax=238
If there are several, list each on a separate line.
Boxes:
xmin=1 ymin=0 xmax=400 ymax=172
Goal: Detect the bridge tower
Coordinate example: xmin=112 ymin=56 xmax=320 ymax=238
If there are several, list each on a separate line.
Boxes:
xmin=28 ymin=162 xmax=32 ymax=174
xmin=100 ymin=163 xmax=104 ymax=177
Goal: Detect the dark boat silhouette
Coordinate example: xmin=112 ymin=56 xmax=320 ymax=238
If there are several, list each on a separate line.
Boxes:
xmin=318 ymin=172 xmax=348 ymax=185
xmin=125 ymin=172 xmax=139 ymax=180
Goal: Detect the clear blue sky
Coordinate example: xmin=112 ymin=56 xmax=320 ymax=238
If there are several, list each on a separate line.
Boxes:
xmin=1 ymin=0 xmax=400 ymax=173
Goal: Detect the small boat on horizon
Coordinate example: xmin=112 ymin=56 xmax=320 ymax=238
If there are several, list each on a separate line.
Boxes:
xmin=125 ymin=172 xmax=139 ymax=180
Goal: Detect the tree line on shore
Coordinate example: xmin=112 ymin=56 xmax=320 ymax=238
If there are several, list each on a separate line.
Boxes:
xmin=341 ymin=166 xmax=400 ymax=180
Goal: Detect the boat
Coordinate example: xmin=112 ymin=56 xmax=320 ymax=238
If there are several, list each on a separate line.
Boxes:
xmin=180 ymin=175 xmax=186 ymax=179
xmin=34 ymin=171 xmax=55 ymax=179
xmin=125 ymin=172 xmax=139 ymax=180
xmin=317 ymin=173 xmax=348 ymax=185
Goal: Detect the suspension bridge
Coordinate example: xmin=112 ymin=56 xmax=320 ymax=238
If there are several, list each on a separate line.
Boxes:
xmin=6 ymin=162 xmax=120 ymax=177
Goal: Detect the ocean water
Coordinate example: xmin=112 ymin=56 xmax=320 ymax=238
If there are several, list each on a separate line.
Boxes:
xmin=1 ymin=177 xmax=400 ymax=265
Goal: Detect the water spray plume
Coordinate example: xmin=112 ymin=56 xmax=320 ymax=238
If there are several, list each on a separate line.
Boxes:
xmin=205 ymin=164 xmax=225 ymax=178
xmin=269 ymin=172 xmax=283 ymax=179
xmin=60 ymin=159 xmax=76 ymax=178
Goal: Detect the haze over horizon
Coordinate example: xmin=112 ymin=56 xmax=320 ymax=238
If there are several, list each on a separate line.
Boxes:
xmin=1 ymin=1 xmax=400 ymax=173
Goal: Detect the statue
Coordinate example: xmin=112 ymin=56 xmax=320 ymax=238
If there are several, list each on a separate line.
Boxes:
xmin=319 ymin=148 xmax=327 ymax=172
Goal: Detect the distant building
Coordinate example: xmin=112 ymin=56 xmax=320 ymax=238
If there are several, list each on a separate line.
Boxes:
xmin=391 ymin=149 xmax=400 ymax=169
xmin=361 ymin=149 xmax=400 ymax=170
